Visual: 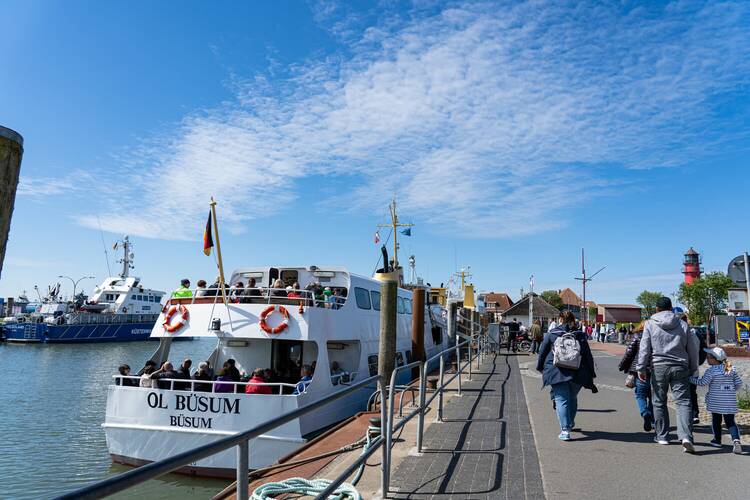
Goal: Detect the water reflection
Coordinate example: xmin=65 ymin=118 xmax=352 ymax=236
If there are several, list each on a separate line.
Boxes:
xmin=0 ymin=339 xmax=229 ymax=499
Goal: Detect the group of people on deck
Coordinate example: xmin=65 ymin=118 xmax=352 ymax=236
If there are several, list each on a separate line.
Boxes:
xmin=117 ymin=358 xmax=312 ymax=395
xmin=535 ymin=297 xmax=744 ymax=454
xmin=117 ymin=358 xmax=348 ymax=395
xmin=170 ymin=278 xmax=344 ymax=308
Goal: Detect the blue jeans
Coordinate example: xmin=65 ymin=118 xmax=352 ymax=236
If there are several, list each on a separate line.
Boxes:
xmin=552 ymin=381 xmax=582 ymax=431
xmin=634 ymin=375 xmax=653 ymax=419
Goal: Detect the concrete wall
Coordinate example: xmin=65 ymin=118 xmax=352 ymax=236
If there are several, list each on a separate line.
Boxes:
xmin=0 ymin=126 xmax=23 ymax=280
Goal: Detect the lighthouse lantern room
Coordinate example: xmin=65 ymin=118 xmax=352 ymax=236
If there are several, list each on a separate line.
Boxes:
xmin=683 ymin=247 xmax=702 ymax=284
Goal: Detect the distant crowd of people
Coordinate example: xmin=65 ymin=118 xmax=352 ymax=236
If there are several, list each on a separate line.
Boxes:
xmin=116 ymin=358 xmax=349 ymax=395
xmin=170 ymin=278 xmax=345 ymax=308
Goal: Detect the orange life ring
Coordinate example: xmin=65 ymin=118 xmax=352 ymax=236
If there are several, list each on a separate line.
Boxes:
xmin=259 ymin=305 xmax=290 ymax=334
xmin=163 ymin=304 xmax=189 ymax=333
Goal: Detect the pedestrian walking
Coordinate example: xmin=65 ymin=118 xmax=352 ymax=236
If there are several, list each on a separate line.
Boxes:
xmin=529 ymin=319 xmax=543 ymax=354
xmin=618 ymin=321 xmax=653 ymax=431
xmin=599 ymin=323 xmax=607 ymax=342
xmin=690 ymin=347 xmax=743 ymax=454
xmin=685 ymin=317 xmax=708 ymax=424
xmin=636 ymin=297 xmax=699 ymax=453
xmin=536 ymin=310 xmax=597 ymax=441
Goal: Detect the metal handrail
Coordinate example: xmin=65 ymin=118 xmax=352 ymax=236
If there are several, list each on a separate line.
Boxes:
xmin=113 ymin=375 xmax=297 ymax=395
xmin=57 ymin=375 xmax=383 ymax=500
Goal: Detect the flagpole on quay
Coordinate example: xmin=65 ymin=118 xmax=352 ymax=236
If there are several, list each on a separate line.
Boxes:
xmin=210 ymin=197 xmax=228 ymax=306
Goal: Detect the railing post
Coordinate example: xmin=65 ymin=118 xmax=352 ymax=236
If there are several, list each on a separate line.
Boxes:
xmin=379 ymin=377 xmax=389 ymax=497
xmin=417 ymin=363 xmax=425 ymax=453
xmin=456 ymin=343 xmax=462 ymax=396
xmin=468 ymin=341 xmax=473 ymax=381
xmin=436 ymin=355 xmax=444 ymax=422
xmin=236 ymin=439 xmax=249 ymax=500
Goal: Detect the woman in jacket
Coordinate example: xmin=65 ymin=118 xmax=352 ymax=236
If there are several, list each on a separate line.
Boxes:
xmin=618 ymin=321 xmax=653 ymax=431
xmin=536 ymin=310 xmax=597 ymax=441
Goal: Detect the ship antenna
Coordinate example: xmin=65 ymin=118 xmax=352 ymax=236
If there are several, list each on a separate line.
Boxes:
xmin=97 ymin=216 xmax=113 ymax=276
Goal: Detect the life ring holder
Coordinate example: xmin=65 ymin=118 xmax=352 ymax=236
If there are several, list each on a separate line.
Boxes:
xmin=163 ymin=304 xmax=189 ymax=333
xmin=260 ymin=305 xmax=290 ymax=334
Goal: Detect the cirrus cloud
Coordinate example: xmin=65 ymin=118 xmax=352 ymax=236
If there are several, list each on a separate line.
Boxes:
xmin=78 ymin=0 xmax=750 ymax=240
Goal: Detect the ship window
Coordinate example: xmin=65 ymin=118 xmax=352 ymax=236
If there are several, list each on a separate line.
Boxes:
xmin=354 ymin=287 xmax=371 ymax=310
xmin=137 ymin=295 xmax=142 ymax=301
xmin=406 ymin=350 xmax=413 ymax=363
xmin=367 ymin=355 xmax=378 ymax=376
xmin=432 ymin=326 xmax=443 ymax=345
xmin=142 ymin=306 xmax=151 ymax=311
xmin=405 ymin=299 xmax=412 ymax=315
xmin=397 ymin=297 xmax=405 ymax=314
xmin=131 ymin=295 xmax=137 ymax=300
xmin=395 ymin=352 xmax=404 ymax=367
xmin=370 ymin=291 xmax=381 ymax=311
xmin=280 ymin=270 xmax=299 ymax=287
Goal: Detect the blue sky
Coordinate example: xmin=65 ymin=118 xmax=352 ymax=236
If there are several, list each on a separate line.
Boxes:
xmin=1 ymin=0 xmax=749 ymax=305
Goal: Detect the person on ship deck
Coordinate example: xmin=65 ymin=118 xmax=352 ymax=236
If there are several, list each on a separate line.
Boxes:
xmin=245 ymin=368 xmax=273 ymax=394
xmin=172 ymin=279 xmax=192 ymax=299
xmin=294 ymin=365 xmax=313 ymax=395
xmin=192 ymin=362 xmax=213 ymax=392
xmin=174 ymin=359 xmax=192 ymax=390
xmin=150 ymin=362 xmax=180 ymax=389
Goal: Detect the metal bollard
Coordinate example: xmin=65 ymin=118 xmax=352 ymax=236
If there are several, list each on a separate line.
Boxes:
xmin=236 ymin=440 xmax=249 ymax=500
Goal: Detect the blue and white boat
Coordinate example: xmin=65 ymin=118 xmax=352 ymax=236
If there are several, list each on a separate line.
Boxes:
xmin=3 ymin=236 xmax=165 ymax=343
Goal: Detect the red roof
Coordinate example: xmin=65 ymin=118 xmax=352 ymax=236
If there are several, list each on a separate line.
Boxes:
xmin=482 ymin=292 xmax=514 ymax=311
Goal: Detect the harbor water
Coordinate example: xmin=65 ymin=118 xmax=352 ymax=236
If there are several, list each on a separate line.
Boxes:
xmin=0 ymin=339 xmax=229 ymax=499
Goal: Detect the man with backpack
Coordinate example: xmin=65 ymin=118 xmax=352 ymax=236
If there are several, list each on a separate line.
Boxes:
xmin=636 ymin=297 xmax=699 ymax=453
xmin=536 ymin=310 xmax=597 ymax=441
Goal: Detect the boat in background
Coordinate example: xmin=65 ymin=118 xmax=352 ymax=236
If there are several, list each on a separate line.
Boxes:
xmin=3 ymin=236 xmax=166 ymax=343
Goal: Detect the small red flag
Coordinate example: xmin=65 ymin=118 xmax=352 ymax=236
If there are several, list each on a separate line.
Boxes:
xmin=203 ymin=211 xmax=214 ymax=256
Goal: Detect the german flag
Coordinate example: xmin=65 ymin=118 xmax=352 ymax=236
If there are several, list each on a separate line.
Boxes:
xmin=203 ymin=211 xmax=214 ymax=256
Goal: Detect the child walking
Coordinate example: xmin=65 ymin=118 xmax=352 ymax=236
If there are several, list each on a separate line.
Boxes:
xmin=690 ymin=347 xmax=743 ymax=454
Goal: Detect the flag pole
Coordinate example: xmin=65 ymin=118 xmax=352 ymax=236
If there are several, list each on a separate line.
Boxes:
xmin=210 ymin=197 xmax=228 ymax=306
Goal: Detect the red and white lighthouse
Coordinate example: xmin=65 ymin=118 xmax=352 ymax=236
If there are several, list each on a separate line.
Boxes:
xmin=682 ymin=247 xmax=702 ymax=284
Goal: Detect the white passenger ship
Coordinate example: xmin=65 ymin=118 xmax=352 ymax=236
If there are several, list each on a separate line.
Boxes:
xmin=104 ymin=265 xmax=448 ymax=476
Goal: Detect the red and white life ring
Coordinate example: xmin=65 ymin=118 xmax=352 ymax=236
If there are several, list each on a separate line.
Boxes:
xmin=163 ymin=304 xmax=189 ymax=333
xmin=259 ymin=305 xmax=290 ymax=334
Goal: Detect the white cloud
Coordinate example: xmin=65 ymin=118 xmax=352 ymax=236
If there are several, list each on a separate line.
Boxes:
xmin=77 ymin=0 xmax=750 ymax=240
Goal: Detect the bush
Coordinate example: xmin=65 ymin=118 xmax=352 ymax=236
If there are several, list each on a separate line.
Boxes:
xmin=738 ymin=387 xmax=750 ymax=411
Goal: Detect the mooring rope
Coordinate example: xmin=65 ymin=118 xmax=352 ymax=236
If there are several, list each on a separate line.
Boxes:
xmin=250 ymin=425 xmax=379 ymax=499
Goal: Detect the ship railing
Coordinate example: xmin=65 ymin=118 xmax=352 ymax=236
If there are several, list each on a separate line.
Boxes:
xmin=167 ymin=287 xmax=347 ymax=309
xmin=64 ymin=312 xmax=159 ymax=325
xmin=330 ymin=371 xmax=358 ymax=385
xmin=58 ymin=374 xmax=385 ymax=500
xmin=112 ymin=375 xmax=298 ymax=395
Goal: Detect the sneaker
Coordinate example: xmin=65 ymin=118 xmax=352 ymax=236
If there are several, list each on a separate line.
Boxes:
xmin=733 ymin=440 xmax=743 ymax=454
xmin=643 ymin=416 xmax=653 ymax=432
xmin=692 ymin=417 xmax=700 ymax=424
xmin=558 ymin=431 xmax=571 ymax=441
xmin=655 ymin=437 xmax=670 ymax=445
xmin=682 ymin=439 xmax=695 ymax=454
xmin=708 ymin=439 xmax=722 ymax=448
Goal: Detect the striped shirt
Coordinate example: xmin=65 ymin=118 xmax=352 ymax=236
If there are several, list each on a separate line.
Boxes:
xmin=690 ymin=365 xmax=743 ymax=414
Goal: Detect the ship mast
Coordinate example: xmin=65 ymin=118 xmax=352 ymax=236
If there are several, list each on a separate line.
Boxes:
xmin=378 ymin=198 xmax=413 ymax=282
xmin=115 ymin=236 xmax=133 ymax=278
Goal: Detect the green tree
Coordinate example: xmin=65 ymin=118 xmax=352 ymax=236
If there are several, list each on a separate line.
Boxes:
xmin=636 ymin=290 xmax=663 ymax=317
xmin=540 ymin=290 xmax=564 ymax=310
xmin=677 ymin=272 xmax=734 ymax=325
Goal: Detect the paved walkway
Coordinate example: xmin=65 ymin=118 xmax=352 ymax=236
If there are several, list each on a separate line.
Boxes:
xmin=389 ymin=354 xmax=545 ymax=499
xmin=520 ymin=346 xmax=750 ymax=500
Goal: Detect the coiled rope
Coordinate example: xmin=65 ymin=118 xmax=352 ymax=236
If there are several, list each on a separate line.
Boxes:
xmin=250 ymin=425 xmax=379 ymax=499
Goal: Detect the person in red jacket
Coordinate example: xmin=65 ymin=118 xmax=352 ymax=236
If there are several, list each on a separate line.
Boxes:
xmin=245 ymin=368 xmax=272 ymax=394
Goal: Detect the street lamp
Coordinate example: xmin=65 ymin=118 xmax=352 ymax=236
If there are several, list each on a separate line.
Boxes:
xmin=58 ymin=275 xmax=95 ymax=299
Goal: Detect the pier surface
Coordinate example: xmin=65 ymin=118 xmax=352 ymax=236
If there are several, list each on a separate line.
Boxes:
xmin=389 ymin=354 xmax=544 ymax=499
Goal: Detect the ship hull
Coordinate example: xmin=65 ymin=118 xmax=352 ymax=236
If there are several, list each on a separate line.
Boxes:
xmin=3 ymin=321 xmax=155 ymax=343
